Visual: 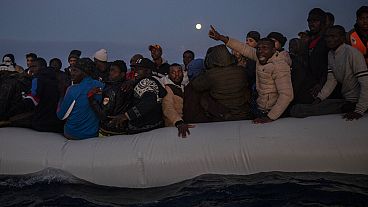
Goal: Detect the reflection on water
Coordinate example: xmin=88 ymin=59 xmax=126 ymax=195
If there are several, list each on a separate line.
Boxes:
xmin=1 ymin=169 xmax=368 ymax=206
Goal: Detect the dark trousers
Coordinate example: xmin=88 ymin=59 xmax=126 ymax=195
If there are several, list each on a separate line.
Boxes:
xmin=290 ymin=99 xmax=351 ymax=118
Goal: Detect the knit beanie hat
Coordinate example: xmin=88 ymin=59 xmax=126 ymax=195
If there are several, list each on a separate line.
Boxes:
xmin=94 ymin=49 xmax=108 ymax=62
xmin=68 ymin=50 xmax=81 ymax=61
xmin=246 ymin=31 xmax=260 ymax=42
xmin=187 ymin=58 xmax=205 ymax=81
xmin=267 ymin=32 xmax=287 ymax=47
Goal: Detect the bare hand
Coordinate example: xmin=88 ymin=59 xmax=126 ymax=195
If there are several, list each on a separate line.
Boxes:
xmin=208 ymin=25 xmax=221 ymax=40
xmin=342 ymin=112 xmax=363 ymax=121
xmin=253 ymin=116 xmax=274 ymax=124
xmin=177 ymin=124 xmax=195 ymax=138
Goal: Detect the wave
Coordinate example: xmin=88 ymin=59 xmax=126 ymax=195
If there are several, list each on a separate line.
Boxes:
xmin=0 ymin=168 xmax=86 ymax=188
xmin=1 ymin=171 xmax=368 ymax=206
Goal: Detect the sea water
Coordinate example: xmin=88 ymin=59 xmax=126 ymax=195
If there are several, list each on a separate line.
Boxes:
xmin=1 ymin=168 xmax=368 ymax=207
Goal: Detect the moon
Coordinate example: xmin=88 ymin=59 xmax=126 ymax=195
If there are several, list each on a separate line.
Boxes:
xmin=195 ymin=23 xmax=202 ymax=30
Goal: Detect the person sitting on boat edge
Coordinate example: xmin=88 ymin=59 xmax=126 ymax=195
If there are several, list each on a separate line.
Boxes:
xmin=208 ymin=25 xmax=293 ymax=123
xmin=162 ymin=63 xmax=194 ymax=138
xmin=290 ymin=25 xmax=368 ymax=120
xmin=0 ymin=58 xmax=41 ymax=126
xmin=189 ymin=44 xmax=251 ymax=122
xmin=109 ymin=58 xmax=167 ymax=134
xmin=88 ymin=60 xmax=134 ymax=136
xmin=57 ymin=58 xmax=104 ymax=140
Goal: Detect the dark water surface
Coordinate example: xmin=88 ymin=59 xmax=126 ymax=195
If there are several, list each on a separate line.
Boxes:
xmin=1 ymin=169 xmax=368 ymax=207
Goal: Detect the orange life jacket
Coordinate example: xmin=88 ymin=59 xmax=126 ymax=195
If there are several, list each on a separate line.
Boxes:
xmin=350 ymin=31 xmax=368 ymax=65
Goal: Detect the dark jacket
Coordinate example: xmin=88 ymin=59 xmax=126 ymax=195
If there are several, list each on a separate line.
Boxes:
xmin=32 ymin=67 xmax=64 ymax=133
xmin=289 ymin=39 xmax=309 ymax=104
xmin=307 ymin=34 xmax=329 ymax=87
xmin=152 ymin=62 xmax=170 ymax=78
xmin=89 ymin=79 xmax=134 ymax=135
xmin=125 ymin=76 xmax=167 ymax=134
xmin=191 ymin=44 xmax=251 ymax=121
xmin=55 ymin=70 xmax=71 ymax=98
xmin=245 ymin=58 xmax=257 ymax=89
xmin=0 ymin=72 xmax=32 ymax=120
xmin=294 ymin=34 xmax=329 ymax=104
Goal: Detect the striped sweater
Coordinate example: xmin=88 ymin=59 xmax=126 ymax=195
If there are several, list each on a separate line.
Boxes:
xmin=317 ymin=43 xmax=368 ymax=114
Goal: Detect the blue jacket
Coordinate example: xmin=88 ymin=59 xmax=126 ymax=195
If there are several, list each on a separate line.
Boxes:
xmin=57 ymin=77 xmax=104 ymax=139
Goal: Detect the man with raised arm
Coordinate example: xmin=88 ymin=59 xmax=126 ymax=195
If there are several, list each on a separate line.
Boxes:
xmin=208 ymin=25 xmax=293 ymax=123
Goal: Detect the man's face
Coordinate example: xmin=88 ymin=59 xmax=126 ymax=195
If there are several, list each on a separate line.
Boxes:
xmin=246 ymin=37 xmax=258 ymax=48
xmin=69 ymin=57 xmax=78 ymax=67
xmin=26 ymin=57 xmax=35 ymax=68
xmin=357 ymin=12 xmax=368 ymax=31
xmin=70 ymin=67 xmax=86 ymax=84
xmin=256 ymin=41 xmax=276 ymax=65
xmin=169 ymin=66 xmax=184 ymax=85
xmin=109 ymin=65 xmax=124 ymax=81
xmin=308 ymin=15 xmax=322 ymax=35
xmin=150 ymin=48 xmax=162 ymax=60
xmin=325 ymin=28 xmax=344 ymax=50
xmin=183 ymin=52 xmax=194 ymax=67
xmin=135 ymin=67 xmax=150 ymax=80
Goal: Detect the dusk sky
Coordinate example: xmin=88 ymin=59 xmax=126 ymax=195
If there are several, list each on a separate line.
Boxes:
xmin=0 ymin=0 xmax=366 ymax=68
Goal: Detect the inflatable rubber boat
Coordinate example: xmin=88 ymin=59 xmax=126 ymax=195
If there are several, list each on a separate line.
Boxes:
xmin=1 ymin=114 xmax=367 ymax=188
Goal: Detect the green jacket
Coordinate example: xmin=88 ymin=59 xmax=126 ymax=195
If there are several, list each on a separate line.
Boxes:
xmin=192 ymin=44 xmax=250 ymax=120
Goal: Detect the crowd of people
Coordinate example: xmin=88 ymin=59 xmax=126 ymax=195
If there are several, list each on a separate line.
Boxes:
xmin=0 ymin=6 xmax=367 ymax=139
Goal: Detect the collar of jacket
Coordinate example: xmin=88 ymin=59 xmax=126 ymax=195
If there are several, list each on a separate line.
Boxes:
xmin=164 ymin=77 xmax=184 ymax=92
xmin=266 ymin=51 xmax=280 ymax=64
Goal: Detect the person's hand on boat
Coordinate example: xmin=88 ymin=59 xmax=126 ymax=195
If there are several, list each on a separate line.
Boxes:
xmin=108 ymin=114 xmax=128 ymax=128
xmin=209 ymin=25 xmax=229 ymax=44
xmin=175 ymin=121 xmax=195 ymax=138
xmin=252 ymin=116 xmax=274 ymax=124
xmin=343 ymin=112 xmax=363 ymax=121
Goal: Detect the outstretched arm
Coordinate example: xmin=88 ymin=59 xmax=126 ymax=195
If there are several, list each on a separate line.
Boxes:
xmin=209 ymin=25 xmax=257 ymax=61
xmin=208 ymin=25 xmax=229 ymax=44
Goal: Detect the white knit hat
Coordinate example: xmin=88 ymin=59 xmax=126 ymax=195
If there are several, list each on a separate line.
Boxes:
xmin=94 ymin=49 xmax=108 ymax=62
